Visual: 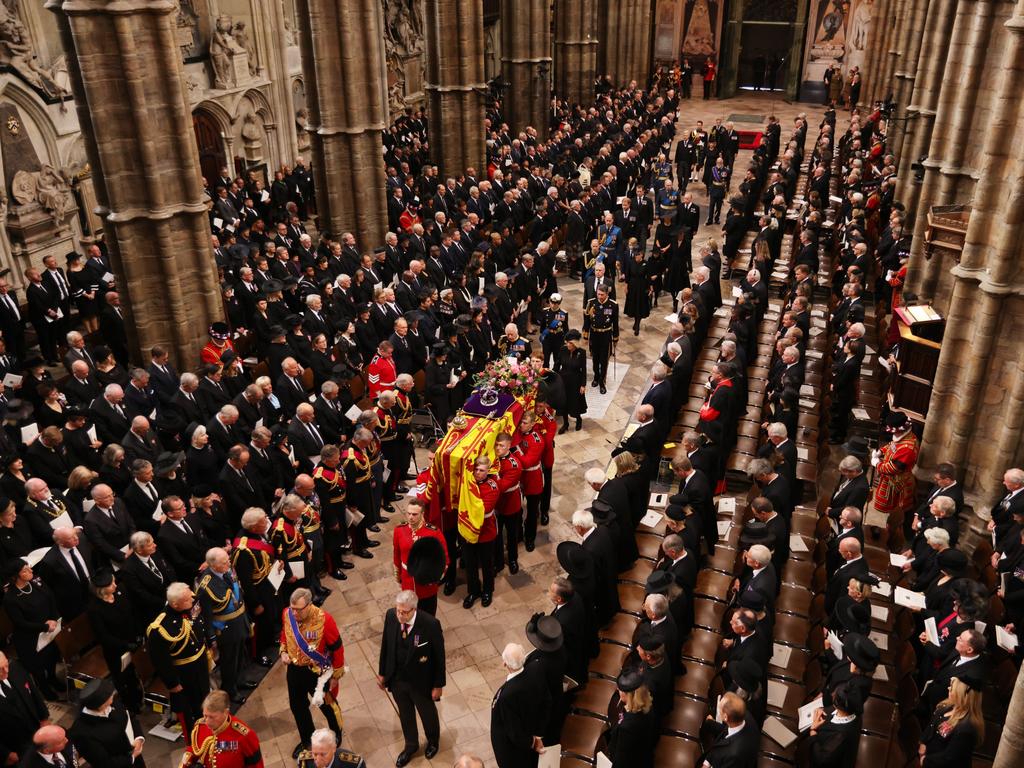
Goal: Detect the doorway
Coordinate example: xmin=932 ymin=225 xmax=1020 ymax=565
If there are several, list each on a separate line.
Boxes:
xmin=738 ymin=22 xmax=793 ymax=92
xmin=192 ymin=109 xmax=227 ymax=187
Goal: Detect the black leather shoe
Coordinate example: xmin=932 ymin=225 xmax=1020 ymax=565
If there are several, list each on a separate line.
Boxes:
xmin=463 ymin=593 xmax=479 ymax=609
xmin=494 ymin=562 xmax=504 ymax=573
xmin=576 ymin=418 xmax=583 ymax=431
xmin=256 ymin=655 xmax=275 ymax=667
xmin=591 ymin=378 xmax=598 ymax=386
xmin=312 ymin=594 xmax=326 ymax=606
xmin=424 ymin=743 xmax=439 ymax=759
xmin=600 ymin=384 xmax=607 ymax=394
xmin=317 ymin=587 xmax=333 ymax=599
xmin=525 ymin=540 xmax=535 ymax=552
xmin=366 ymin=539 xmax=381 ymax=548
xmin=330 ymin=569 xmax=348 ymax=580
xmin=378 ymin=515 xmax=390 ymax=523
xmin=558 ymin=422 xmax=569 ymax=435
xmin=239 ymin=680 xmax=258 ymax=690
xmin=509 ymin=562 xmax=519 ymax=575
xmin=396 ymin=749 xmax=416 ymax=767
xmin=354 ymin=549 xmax=373 ymax=559
xmin=481 ymin=593 xmax=493 ymax=607
xmin=383 ymin=503 xmax=396 ymax=513
xmin=540 ymin=512 xmax=549 ymax=525
xmin=443 ymin=582 xmax=456 ymax=596
xmin=368 ymin=524 xmax=381 ymax=533
xmin=338 ymin=560 xmax=355 ymax=569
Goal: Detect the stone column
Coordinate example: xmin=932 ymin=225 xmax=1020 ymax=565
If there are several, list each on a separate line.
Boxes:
xmin=46 ymin=0 xmax=221 ymax=365
xmin=294 ymin=0 xmax=388 ymax=248
xmin=501 ymin=0 xmax=552 ymax=139
xmin=718 ymin=0 xmax=744 ymax=97
xmin=784 ymin=0 xmax=809 ymax=100
xmin=252 ymin=0 xmax=298 ymax=163
xmin=554 ymin=0 xmax=599 ymax=106
xmin=915 ymin=0 xmax=1024 ymax=519
xmin=602 ymin=0 xmax=652 ymax=87
xmin=889 ymin=0 xmax=930 ymax=160
xmin=424 ymin=0 xmax=487 ymax=178
xmin=905 ymin=0 xmax=997 ymax=303
xmin=876 ymin=0 xmax=908 ymax=103
xmin=995 ymin=661 xmax=1024 ymax=767
xmin=861 ymin=0 xmax=892 ymax=104
xmin=899 ymin=0 xmax=957 ymax=219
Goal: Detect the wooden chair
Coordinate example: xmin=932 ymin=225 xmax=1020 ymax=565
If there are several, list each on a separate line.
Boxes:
xmin=53 ymin=614 xmax=109 ymax=696
xmin=559 ymin=713 xmax=607 ymax=761
xmin=571 ymin=677 xmax=618 ymax=720
xmin=661 ymin=697 xmax=710 ymax=739
xmin=652 ymin=735 xmax=702 ymax=768
xmin=674 ymin=660 xmax=719 ymax=701
xmin=589 ymin=644 xmax=630 ymax=681
xmin=599 ymin=613 xmax=640 ymax=648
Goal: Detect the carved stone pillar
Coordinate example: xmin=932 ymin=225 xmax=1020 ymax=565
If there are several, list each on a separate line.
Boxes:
xmin=996 ymin=651 xmax=1024 ymax=766
xmin=889 ymin=0 xmax=930 ymax=159
xmin=554 ymin=0 xmax=599 ymax=106
xmin=294 ymin=0 xmax=388 ymax=248
xmin=424 ymin=0 xmax=487 ymax=178
xmin=915 ymin=0 xmax=1024 ymax=530
xmin=603 ymin=0 xmax=652 ymax=86
xmin=252 ymin=0 xmax=298 ymax=163
xmin=861 ymin=0 xmax=892 ymax=104
xmin=501 ymin=0 xmax=552 ymax=139
xmin=46 ymin=0 xmax=221 ymax=365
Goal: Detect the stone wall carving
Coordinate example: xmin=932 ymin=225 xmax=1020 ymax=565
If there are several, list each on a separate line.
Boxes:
xmin=383 ymin=0 xmax=425 ymax=112
xmin=177 ymin=0 xmax=202 ymax=59
xmin=209 ymin=13 xmax=251 ymax=90
xmin=0 ymin=1 xmax=67 ymax=101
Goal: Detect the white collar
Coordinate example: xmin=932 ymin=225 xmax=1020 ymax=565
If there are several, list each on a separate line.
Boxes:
xmin=401 ymin=611 xmax=417 ymax=629
xmin=832 ymin=712 xmax=857 ymax=724
xmin=505 ymin=668 xmax=524 ymax=682
xmin=83 ymin=706 xmax=111 ymax=718
xmin=726 ymin=721 xmax=745 ymax=738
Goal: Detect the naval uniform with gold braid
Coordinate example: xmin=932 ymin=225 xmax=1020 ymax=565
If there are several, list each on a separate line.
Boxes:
xmin=231 ymin=531 xmax=281 ymax=657
xmin=197 ymin=569 xmax=251 ymax=700
xmin=279 ymin=603 xmax=346 ymax=749
xmin=179 ymin=713 xmax=263 ymax=768
xmin=583 ymin=296 xmax=619 ymax=389
xmin=146 ymin=603 xmax=211 ymax=732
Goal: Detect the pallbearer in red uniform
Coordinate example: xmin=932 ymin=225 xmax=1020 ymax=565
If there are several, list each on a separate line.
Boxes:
xmin=180 ymin=689 xmax=264 ymax=768
xmin=366 ymin=341 xmax=397 ymax=399
xmin=460 ymin=456 xmax=501 ymax=609
xmin=279 ymin=587 xmax=346 ymax=759
xmin=871 ymin=410 xmax=919 ymax=517
xmin=512 ymin=411 xmax=545 ymax=552
xmin=392 ymin=499 xmax=449 ymax=615
xmin=536 ymin=400 xmax=558 ymax=526
xmin=493 ymin=433 xmax=524 ymax=574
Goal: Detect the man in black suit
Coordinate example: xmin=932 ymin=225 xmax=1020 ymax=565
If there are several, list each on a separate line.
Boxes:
xmin=83 ymin=483 xmax=136 ymax=566
xmin=276 ymin=357 xmax=308 ymax=418
xmin=641 ymin=365 xmax=673 ymax=426
xmin=582 ymin=259 xmax=616 ymax=306
xmin=573 ymin=508 xmax=620 ymax=624
xmin=157 ymin=495 xmax=211 ymax=581
xmin=490 ymin=642 xmax=547 ymax=768
xmin=547 ymin=576 xmax=588 ymax=686
xmin=117 ymin=531 xmax=176 ymax=632
xmin=40 ymin=255 xmax=71 ymax=341
xmin=63 ymin=330 xmax=95 ymax=373
xmin=721 ymin=608 xmax=770 ymax=689
xmin=218 ymin=445 xmax=262 ymax=526
xmin=147 ymin=346 xmax=180 ymax=410
xmin=25 ymin=428 xmax=70 ymax=492
xmin=610 ymin=404 xmax=661 ymax=480
xmin=920 ymin=629 xmax=988 ymax=715
xmin=99 ymin=292 xmax=130 ymax=364
xmin=121 ymin=459 xmax=165 ymax=534
xmin=672 ymin=455 xmax=717 ymax=554
xmin=62 ymin=359 xmax=101 ymax=407
xmin=206 ymin=405 xmax=244 ymax=464
xmin=90 ymin=385 xmax=131 ymax=445
xmin=693 ymin=265 xmax=719 ymax=313
xmin=825 ymin=537 xmax=870 ymax=614
xmin=313 ymin=381 xmax=348 ymax=445
xmin=750 ymin=497 xmax=789 ymax=581
xmin=124 ymin=369 xmax=159 ymax=420
xmin=910 ymin=462 xmax=964 ymax=533
xmin=662 ymin=340 xmax=694 ymax=416
xmin=14 ymin=724 xmax=77 ymax=768
xmin=990 ymin=468 xmax=1024 ymax=547
xmin=36 ymin=527 xmax=94 ymax=621
xmin=0 ymin=276 xmax=26 ymax=361
xmin=121 ymin=416 xmax=161 ymax=467
xmin=167 ymin=373 xmax=204 ymax=437
xmin=699 ymin=692 xmax=760 ymax=768
xmin=748 ymin=457 xmax=793 ymax=520
xmin=826 ymin=506 xmax=865 ymax=576
xmin=23 ymin=267 xmax=60 ymax=364
xmin=0 ymin=651 xmax=51 ymax=767
xmin=758 ymin=422 xmax=798 ymax=495
xmin=732 ymin=543 xmax=778 ymax=611
xmin=658 ymin=535 xmax=698 ymax=637
xmin=828 ymin=455 xmax=870 ymax=520
xmin=376 ymin=590 xmax=446 ymax=766
xmin=196 ymin=364 xmax=232 ymax=421
xmin=680 ymin=430 xmax=719 ymax=488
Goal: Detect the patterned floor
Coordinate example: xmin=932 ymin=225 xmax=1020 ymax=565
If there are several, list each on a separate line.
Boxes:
xmin=47 ymin=93 xmax=816 ymax=768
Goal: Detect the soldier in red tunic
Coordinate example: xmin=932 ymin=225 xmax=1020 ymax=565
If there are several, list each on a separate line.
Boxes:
xmin=536 ymin=401 xmax=558 ymax=525
xmin=871 ymin=410 xmax=919 ymax=516
xmin=200 ymin=322 xmax=235 ymax=366
xmin=180 ymin=689 xmax=264 ymax=768
xmin=461 ymin=456 xmax=500 ymax=609
xmin=366 ymin=341 xmax=397 ymax=399
xmin=512 ymin=411 xmax=546 ymax=551
xmin=392 ymin=499 xmax=449 ymax=615
xmin=493 ymin=433 xmax=524 ymax=574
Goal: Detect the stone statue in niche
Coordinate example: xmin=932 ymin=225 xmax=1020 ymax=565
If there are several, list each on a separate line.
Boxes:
xmin=210 ymin=14 xmax=248 ymax=90
xmin=295 ymin=107 xmax=309 ymax=149
xmin=10 ymin=164 xmax=72 ymax=222
xmin=283 ymin=16 xmax=298 ymax=48
xmin=382 ymin=0 xmax=425 ymax=111
xmin=233 ymin=20 xmax=258 ymax=77
xmin=0 ymin=2 xmax=67 ymax=100
xmin=177 ymin=0 xmax=201 ymax=60
xmin=241 ymin=112 xmax=263 ymax=160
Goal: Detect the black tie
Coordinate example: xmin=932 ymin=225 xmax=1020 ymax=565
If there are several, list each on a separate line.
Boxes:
xmin=237 ymin=468 xmax=254 ymax=491
xmin=307 ymin=422 xmax=323 ymax=448
xmin=69 ymin=548 xmax=87 ymax=583
xmin=180 ymin=519 xmax=193 ymax=536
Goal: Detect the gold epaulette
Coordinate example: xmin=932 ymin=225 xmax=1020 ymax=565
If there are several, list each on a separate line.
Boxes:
xmin=230 ymin=718 xmax=250 ymax=736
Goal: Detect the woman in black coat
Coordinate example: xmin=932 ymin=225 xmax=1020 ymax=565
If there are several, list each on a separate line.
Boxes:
xmin=87 ymin=572 xmax=144 ymax=713
xmin=0 ymin=499 xmax=33 ymax=567
xmin=807 ymin=682 xmax=863 ymax=768
xmin=98 ymin=444 xmax=131 ymax=496
xmin=606 ymin=674 xmax=657 ymax=768
xmin=554 ymin=331 xmax=587 ymax=432
xmin=919 ymin=678 xmax=982 ymax=767
xmin=185 ymin=426 xmax=221 ymax=490
xmin=68 ymin=678 xmax=145 ymax=768
xmin=3 ymin=559 xmax=61 ymax=698
xmin=624 ymin=249 xmax=653 ymax=335
xmin=308 ymin=333 xmax=336 ymax=390
xmin=722 ymin=199 xmax=748 ymax=269
xmin=654 ymin=216 xmax=683 ymax=311
xmin=270 ymin=429 xmax=299 ymax=491
xmin=0 ymin=455 xmax=32 ymax=509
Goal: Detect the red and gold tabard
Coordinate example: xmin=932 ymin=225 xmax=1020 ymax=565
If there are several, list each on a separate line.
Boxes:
xmin=392 ymin=522 xmax=449 ymax=598
xmin=180 ymin=714 xmax=263 ymax=768
xmin=461 ymin=476 xmax=500 ymax=543
xmin=201 ymin=339 xmax=235 ymax=366
xmin=872 ymin=431 xmax=920 ymax=514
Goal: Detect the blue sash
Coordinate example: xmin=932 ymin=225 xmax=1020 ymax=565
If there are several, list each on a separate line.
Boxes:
xmin=287 ymin=608 xmax=331 ymax=671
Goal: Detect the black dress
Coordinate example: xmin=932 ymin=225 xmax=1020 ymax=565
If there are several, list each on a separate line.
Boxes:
xmin=3 ymin=578 xmax=61 ymax=697
xmin=87 ymin=590 xmax=144 ymax=712
xmin=68 ymin=268 xmax=100 ymax=319
xmin=0 ymin=470 xmax=32 ymax=508
xmin=186 ymin=444 xmax=221 ymax=489
xmin=98 ymin=462 xmax=131 ymax=496
xmin=607 ymin=707 xmax=657 ymax=768
xmin=624 ymin=259 xmax=652 ymax=321
xmin=0 ymin=518 xmax=34 ymax=565
xmin=656 ymin=222 xmax=686 ymax=298
xmin=555 ymin=347 xmax=588 ymax=418
xmin=37 ymin=403 xmax=65 ymax=430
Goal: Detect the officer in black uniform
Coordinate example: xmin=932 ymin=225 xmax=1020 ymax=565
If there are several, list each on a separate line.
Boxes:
xmin=197 ymin=547 xmax=252 ymax=703
xmin=539 ymin=294 xmax=568 ymax=368
xmin=583 ymin=285 xmax=619 ymax=394
xmin=146 ymin=582 xmax=211 ymax=732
